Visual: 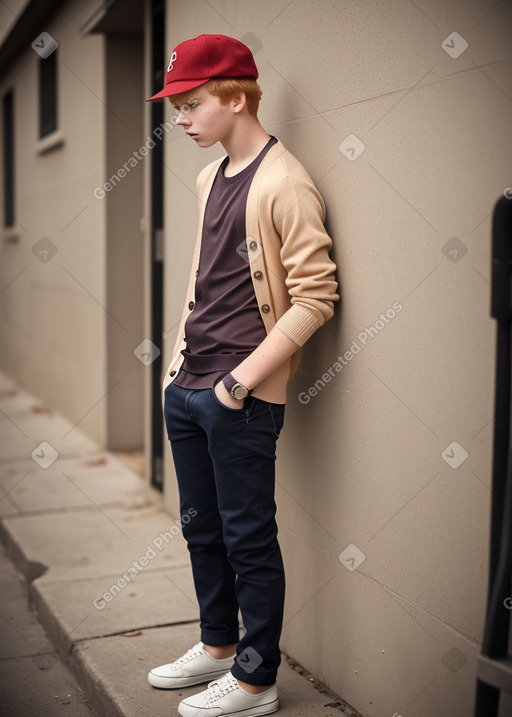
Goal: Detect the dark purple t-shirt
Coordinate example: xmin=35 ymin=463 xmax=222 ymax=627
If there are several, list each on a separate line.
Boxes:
xmin=174 ymin=136 xmax=278 ymax=390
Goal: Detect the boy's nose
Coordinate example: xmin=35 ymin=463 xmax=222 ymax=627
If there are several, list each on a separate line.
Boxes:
xmin=177 ymin=111 xmax=191 ymax=126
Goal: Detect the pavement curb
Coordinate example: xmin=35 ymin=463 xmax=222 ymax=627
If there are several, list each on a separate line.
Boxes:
xmin=0 ymin=514 xmax=49 ymax=583
xmin=69 ymin=641 xmax=127 ymax=717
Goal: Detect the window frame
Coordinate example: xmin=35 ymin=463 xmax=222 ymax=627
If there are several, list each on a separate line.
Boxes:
xmin=2 ymin=89 xmax=15 ymax=228
xmin=39 ymin=48 xmax=58 ymax=139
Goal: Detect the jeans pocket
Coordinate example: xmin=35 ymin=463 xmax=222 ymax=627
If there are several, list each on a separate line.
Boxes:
xmin=268 ymin=403 xmax=285 ymax=437
xmin=210 ymin=387 xmax=247 ymax=413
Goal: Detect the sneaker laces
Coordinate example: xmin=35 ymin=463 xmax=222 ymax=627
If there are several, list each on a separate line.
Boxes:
xmin=171 ymin=641 xmax=204 ymax=669
xmin=203 ymin=672 xmax=240 ymax=704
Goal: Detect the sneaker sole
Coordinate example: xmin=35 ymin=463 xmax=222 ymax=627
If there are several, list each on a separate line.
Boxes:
xmin=178 ymin=697 xmax=279 ymax=717
xmin=148 ymin=667 xmax=231 ymax=689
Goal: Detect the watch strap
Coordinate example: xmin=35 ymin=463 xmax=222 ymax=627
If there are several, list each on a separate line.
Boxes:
xmin=221 ymin=372 xmax=238 ymax=393
xmin=222 ymin=372 xmax=251 ymax=397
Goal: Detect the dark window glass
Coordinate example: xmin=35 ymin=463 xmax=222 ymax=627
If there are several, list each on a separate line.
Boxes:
xmin=2 ymin=90 xmax=14 ymax=227
xmin=39 ymin=50 xmax=57 ymax=138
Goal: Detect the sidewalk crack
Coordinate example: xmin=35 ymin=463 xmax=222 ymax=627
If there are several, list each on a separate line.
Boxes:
xmin=69 ymin=619 xmax=200 ymax=649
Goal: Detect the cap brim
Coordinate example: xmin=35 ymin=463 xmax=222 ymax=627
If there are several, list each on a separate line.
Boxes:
xmin=146 ymin=77 xmax=211 ymax=102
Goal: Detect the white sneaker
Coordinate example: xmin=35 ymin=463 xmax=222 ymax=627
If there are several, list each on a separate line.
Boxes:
xmin=148 ymin=642 xmax=236 ymax=689
xmin=178 ymin=672 xmax=279 ymax=717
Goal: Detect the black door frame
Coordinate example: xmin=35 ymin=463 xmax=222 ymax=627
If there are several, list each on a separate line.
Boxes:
xmin=149 ymin=0 xmax=165 ymax=489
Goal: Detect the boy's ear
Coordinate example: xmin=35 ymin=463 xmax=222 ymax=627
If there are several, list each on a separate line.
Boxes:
xmin=232 ymin=92 xmax=247 ymax=114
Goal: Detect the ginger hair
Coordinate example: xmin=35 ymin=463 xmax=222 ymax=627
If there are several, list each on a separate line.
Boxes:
xmin=169 ymin=78 xmax=262 ymax=116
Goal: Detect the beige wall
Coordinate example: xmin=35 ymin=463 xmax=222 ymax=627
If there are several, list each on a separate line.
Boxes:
xmin=105 ymin=35 xmax=145 ymax=450
xmin=0 ymin=0 xmax=31 ymax=46
xmin=161 ymin=1 xmax=512 ymax=715
xmin=0 ymin=0 xmax=145 ymax=449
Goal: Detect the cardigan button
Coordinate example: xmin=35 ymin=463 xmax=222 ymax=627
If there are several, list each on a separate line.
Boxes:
xmin=249 ymin=240 xmax=258 ymax=251
xmin=254 ymin=271 xmax=263 ymax=280
xmin=261 ymin=304 xmax=270 ymax=314
xmin=170 ymin=370 xmax=177 ymax=377
xmin=188 ymin=301 xmax=195 ymax=310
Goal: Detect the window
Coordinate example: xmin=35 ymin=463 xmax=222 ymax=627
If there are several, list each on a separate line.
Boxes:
xmin=2 ymin=90 xmax=14 ymax=227
xmin=39 ymin=49 xmax=57 ymax=138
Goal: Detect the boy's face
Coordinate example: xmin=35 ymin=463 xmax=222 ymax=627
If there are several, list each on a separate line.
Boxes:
xmin=171 ymin=85 xmax=237 ymax=149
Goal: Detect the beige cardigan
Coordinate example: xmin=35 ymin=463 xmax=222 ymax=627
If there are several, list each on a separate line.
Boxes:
xmin=162 ymin=140 xmax=339 ymax=404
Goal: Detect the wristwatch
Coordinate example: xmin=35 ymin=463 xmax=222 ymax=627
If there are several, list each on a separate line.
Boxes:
xmin=222 ymin=373 xmax=252 ymax=400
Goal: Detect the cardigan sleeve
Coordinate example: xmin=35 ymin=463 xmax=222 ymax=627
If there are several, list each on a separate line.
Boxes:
xmin=271 ymin=174 xmax=339 ymax=346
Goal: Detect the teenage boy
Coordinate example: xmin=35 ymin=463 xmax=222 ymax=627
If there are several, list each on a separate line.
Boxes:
xmin=146 ymin=34 xmax=339 ymax=717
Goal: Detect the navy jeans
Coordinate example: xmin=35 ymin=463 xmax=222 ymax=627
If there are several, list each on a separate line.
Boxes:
xmin=163 ymin=381 xmax=286 ymax=686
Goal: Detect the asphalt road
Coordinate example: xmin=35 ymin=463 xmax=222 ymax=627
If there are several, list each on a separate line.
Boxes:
xmin=0 ymin=544 xmax=97 ymax=717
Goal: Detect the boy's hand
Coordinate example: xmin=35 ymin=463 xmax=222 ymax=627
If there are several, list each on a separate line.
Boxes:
xmin=214 ymin=380 xmax=245 ymax=410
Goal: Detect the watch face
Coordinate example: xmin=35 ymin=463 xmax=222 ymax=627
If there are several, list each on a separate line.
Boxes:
xmin=232 ymin=384 xmax=248 ymax=400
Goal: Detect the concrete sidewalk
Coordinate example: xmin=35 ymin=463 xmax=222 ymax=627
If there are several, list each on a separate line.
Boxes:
xmin=0 ymin=542 xmax=96 ymax=715
xmin=0 ymin=369 xmax=360 ymax=717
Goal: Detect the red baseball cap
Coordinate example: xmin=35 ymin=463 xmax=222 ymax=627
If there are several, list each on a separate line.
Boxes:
xmin=147 ymin=34 xmax=258 ymax=102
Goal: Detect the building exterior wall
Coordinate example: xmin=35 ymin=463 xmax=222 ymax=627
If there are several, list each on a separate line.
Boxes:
xmin=0 ymin=0 xmax=145 ymax=449
xmin=104 ymin=34 xmax=145 ymax=450
xmin=0 ymin=1 xmax=108 ymax=442
xmin=0 ymin=0 xmax=31 ymax=47
xmin=160 ymin=1 xmax=512 ymax=716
